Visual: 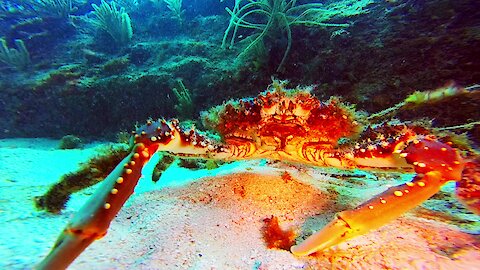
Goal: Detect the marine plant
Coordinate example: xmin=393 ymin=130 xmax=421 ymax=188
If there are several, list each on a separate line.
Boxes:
xmin=163 ymin=0 xmax=183 ymax=20
xmin=92 ymin=0 xmax=133 ymax=46
xmin=172 ymin=78 xmax=194 ymax=119
xmin=114 ymin=0 xmax=139 ymax=11
xmin=369 ymin=82 xmax=480 ymax=123
xmin=19 ymin=0 xmax=77 ymax=18
xmin=222 ymin=0 xmax=373 ymax=72
xmin=0 ymin=38 xmax=30 ymax=70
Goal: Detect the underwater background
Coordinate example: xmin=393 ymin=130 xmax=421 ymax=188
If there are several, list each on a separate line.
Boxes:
xmin=1 ymin=0 xmax=480 ymax=269
xmin=0 ymin=0 xmax=479 ymax=140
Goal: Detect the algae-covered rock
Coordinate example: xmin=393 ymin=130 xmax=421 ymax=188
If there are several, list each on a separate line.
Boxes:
xmin=58 ymin=135 xmax=83 ymax=150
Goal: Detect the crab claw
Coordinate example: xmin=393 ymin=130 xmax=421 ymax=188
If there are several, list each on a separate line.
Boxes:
xmin=291 ymin=138 xmax=464 ymax=256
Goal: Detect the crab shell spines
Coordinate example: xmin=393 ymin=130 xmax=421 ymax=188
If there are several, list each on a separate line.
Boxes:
xmin=133 ymin=119 xmax=175 ymax=146
xmin=201 ymin=87 xmax=362 ymax=147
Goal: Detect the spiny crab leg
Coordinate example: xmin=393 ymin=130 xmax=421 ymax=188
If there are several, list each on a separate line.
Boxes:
xmin=37 ymin=119 xmax=229 ymax=269
xmin=291 ymin=138 xmax=465 ymax=256
xmin=37 ymin=143 xmax=158 ymax=269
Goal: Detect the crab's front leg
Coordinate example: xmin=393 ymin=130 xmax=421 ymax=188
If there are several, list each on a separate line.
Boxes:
xmin=36 ymin=142 xmax=158 ymax=269
xmin=37 ymin=119 xmax=230 ymax=269
xmin=291 ymin=138 xmax=465 ymax=256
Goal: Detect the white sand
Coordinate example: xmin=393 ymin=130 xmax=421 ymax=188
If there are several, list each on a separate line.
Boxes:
xmin=0 ymin=138 xmax=479 ymax=270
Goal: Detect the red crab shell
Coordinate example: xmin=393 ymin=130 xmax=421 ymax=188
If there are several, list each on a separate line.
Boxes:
xmin=201 ymin=85 xmax=363 ymax=148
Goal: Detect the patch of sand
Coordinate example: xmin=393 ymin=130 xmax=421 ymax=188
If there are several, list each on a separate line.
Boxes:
xmin=0 ymin=139 xmax=479 ymax=269
xmin=72 ymin=172 xmax=480 ymax=270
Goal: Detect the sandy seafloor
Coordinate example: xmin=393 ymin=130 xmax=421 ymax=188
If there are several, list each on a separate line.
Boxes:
xmin=0 ymin=138 xmax=479 ymax=270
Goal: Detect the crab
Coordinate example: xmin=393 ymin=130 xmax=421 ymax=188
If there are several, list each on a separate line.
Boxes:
xmin=37 ymin=80 xmax=478 ymax=269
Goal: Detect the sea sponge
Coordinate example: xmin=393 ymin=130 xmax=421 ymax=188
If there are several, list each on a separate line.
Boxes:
xmin=262 ymin=216 xmax=296 ymax=250
xmin=58 ymin=135 xmax=83 ymax=149
xmin=152 ymin=154 xmax=176 ymax=182
xmin=35 ymin=144 xmax=129 ymax=213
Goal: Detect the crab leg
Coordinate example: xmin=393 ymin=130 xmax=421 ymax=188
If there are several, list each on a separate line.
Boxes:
xmin=291 ymin=138 xmax=465 ymax=256
xmin=36 ymin=143 xmax=157 ymax=269
xmin=291 ymin=171 xmax=445 ymax=256
xmin=37 ymin=119 xmax=230 ymax=269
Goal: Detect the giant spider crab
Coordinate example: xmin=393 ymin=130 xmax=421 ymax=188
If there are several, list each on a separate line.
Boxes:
xmin=37 ymin=80 xmax=479 ymax=269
